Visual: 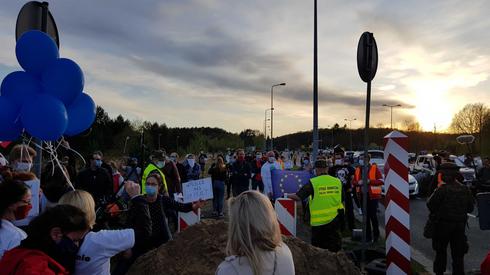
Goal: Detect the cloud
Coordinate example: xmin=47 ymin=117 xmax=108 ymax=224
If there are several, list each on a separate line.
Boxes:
xmin=0 ymin=0 xmax=489 ymax=135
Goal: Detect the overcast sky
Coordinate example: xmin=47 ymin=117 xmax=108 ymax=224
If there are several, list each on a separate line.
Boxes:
xmin=0 ymin=0 xmax=489 ymax=135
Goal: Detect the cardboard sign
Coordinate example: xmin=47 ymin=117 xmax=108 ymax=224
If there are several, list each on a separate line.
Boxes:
xmin=182 ymin=177 xmax=213 ymax=203
xmin=14 ymin=179 xmax=40 ymax=227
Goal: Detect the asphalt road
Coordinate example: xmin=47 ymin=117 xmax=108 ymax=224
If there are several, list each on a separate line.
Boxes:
xmin=376 ymin=197 xmax=490 ymax=273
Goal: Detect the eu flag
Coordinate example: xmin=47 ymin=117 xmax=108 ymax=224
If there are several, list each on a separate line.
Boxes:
xmin=271 ymin=170 xmax=312 ymax=199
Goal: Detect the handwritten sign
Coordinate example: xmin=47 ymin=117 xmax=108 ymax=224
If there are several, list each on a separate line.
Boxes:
xmin=182 ymin=177 xmax=213 ymax=203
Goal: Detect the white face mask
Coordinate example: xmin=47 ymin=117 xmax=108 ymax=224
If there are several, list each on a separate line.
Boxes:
xmin=268 ymin=157 xmax=275 ymax=163
xmin=15 ymin=162 xmax=32 ymax=172
xmin=187 ymin=159 xmax=195 ymax=167
xmin=156 ymin=161 xmax=165 ymax=169
xmin=256 ymin=155 xmax=261 ymax=160
xmin=335 ymin=159 xmax=343 ymax=165
xmin=359 ymin=160 xmax=364 ymax=166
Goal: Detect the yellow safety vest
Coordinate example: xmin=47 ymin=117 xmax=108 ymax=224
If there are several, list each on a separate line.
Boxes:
xmin=141 ymin=163 xmax=168 ymax=194
xmin=309 ymin=175 xmax=344 ymax=226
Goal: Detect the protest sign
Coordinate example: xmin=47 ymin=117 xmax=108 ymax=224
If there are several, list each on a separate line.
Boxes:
xmin=182 ymin=177 xmax=213 ymax=203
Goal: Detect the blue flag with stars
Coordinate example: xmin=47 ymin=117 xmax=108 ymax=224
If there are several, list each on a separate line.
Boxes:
xmin=271 ymin=170 xmax=312 ymax=199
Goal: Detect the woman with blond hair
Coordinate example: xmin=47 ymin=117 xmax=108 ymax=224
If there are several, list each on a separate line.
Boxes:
xmin=59 ymin=181 xmax=151 ymax=275
xmin=216 ymin=190 xmax=295 ymax=275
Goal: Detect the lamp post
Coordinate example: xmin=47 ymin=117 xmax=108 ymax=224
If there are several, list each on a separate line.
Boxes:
xmin=264 ymin=108 xmax=272 ymax=150
xmin=382 ymin=104 xmax=401 ymax=129
xmin=270 ymin=83 xmax=286 ymax=150
xmin=344 ymin=118 xmax=357 ymax=151
xmin=312 ymin=0 xmax=319 ymax=163
xmin=123 ymin=136 xmax=130 ymax=154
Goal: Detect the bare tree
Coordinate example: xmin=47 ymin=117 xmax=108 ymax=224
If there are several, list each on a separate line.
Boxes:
xmin=450 ymin=103 xmax=490 ymax=152
xmin=403 ymin=119 xmax=421 ymax=132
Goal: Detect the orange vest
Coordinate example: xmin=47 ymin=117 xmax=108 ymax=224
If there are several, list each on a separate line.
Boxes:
xmin=437 ymin=172 xmax=445 ymax=188
xmin=354 ymin=164 xmax=382 ymax=199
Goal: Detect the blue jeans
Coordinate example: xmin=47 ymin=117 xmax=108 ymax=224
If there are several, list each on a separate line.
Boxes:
xmin=213 ymin=180 xmax=225 ymax=214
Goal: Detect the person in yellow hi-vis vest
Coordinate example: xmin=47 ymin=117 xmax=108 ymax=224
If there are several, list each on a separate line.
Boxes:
xmin=142 ymin=150 xmax=168 ymax=195
xmin=288 ymin=158 xmax=344 ymax=252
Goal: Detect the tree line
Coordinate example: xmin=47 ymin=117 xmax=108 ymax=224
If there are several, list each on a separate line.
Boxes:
xmin=3 ymin=103 xmax=487 ymax=163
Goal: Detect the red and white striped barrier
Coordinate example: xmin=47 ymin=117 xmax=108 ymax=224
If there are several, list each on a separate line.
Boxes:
xmin=178 ymin=209 xmax=200 ymax=232
xmin=275 ymin=198 xmax=296 ymax=237
xmin=384 ymin=131 xmax=410 ymax=275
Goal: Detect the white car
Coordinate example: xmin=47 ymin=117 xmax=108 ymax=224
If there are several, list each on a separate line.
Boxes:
xmin=381 ymin=174 xmax=419 ymax=197
xmin=355 ymin=150 xmax=385 ymax=170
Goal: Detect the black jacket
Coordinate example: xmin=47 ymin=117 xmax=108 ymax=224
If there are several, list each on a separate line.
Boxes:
xmin=75 ymin=167 xmax=113 ymax=204
xmin=229 ymin=160 xmax=252 ymax=187
xmin=208 ymin=164 xmax=228 ymax=182
xmin=427 ymin=181 xmax=474 ymax=223
xmin=126 ymin=195 xmax=152 ymax=256
xmin=145 ymin=195 xmax=193 ymax=251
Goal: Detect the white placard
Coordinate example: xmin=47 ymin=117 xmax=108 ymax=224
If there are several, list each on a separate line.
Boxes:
xmin=182 ymin=177 xmax=213 ymax=203
xmin=13 ymin=179 xmax=40 ymax=227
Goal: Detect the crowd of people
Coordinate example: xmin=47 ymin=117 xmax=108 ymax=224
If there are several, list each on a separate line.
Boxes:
xmin=0 ymin=142 xmax=489 ymax=274
xmin=0 ymin=144 xmax=206 ymax=274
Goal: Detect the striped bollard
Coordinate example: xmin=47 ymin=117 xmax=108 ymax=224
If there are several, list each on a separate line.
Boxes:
xmin=178 ymin=209 xmax=200 ymax=232
xmin=384 ymin=131 xmax=411 ymax=275
xmin=275 ymin=198 xmax=296 ymax=236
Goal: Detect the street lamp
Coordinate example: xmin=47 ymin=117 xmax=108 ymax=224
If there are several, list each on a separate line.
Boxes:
xmin=382 ymin=104 xmax=402 ymax=129
xmin=270 ymin=82 xmax=286 ymax=149
xmin=264 ymin=108 xmax=272 ymax=150
xmin=344 ymin=118 xmax=357 ymax=151
xmin=123 ymin=136 xmax=130 ymax=154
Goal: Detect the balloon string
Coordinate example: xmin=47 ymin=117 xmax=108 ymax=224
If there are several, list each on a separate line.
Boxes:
xmin=59 ymin=140 xmax=87 ymax=168
xmin=53 ymin=142 xmax=75 ymax=191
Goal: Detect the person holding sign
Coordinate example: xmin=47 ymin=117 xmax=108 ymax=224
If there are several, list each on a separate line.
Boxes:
xmin=288 ymin=158 xmax=344 ymax=252
xmin=143 ymin=173 xmax=205 ymax=252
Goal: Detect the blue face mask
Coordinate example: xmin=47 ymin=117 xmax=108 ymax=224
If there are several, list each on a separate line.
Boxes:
xmin=95 ymin=160 xmax=102 ymax=168
xmin=145 ymin=185 xmax=158 ymax=196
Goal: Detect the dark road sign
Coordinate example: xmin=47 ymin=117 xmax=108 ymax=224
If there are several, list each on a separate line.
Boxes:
xmin=357 ymin=32 xmax=378 ymax=83
xmin=16 ymin=1 xmax=59 ymax=48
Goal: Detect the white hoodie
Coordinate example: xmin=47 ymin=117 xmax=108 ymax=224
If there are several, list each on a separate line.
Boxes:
xmin=261 ymin=161 xmax=282 ymax=195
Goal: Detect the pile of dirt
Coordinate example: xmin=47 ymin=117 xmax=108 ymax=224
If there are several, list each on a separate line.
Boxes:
xmin=127 ymin=219 xmax=360 ymax=275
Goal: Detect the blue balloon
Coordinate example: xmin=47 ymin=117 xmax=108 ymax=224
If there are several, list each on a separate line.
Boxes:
xmin=21 ymin=94 xmax=68 ymax=141
xmin=41 ymin=58 xmax=84 ymax=105
xmin=0 ymin=71 xmax=42 ymax=110
xmin=16 ymin=30 xmax=59 ymax=75
xmin=0 ymin=96 xmax=22 ymax=141
xmin=65 ymin=93 xmax=96 ymax=136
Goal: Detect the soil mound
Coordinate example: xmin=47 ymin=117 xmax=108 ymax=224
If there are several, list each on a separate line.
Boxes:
xmin=127 ymin=219 xmax=360 ymax=275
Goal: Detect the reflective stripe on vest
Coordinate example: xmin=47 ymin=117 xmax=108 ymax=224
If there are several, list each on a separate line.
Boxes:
xmin=142 ymin=163 xmax=168 ymax=194
xmin=309 ymin=175 xmax=344 ymax=226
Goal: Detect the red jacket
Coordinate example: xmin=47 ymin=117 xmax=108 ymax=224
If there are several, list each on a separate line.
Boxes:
xmin=0 ymin=247 xmax=68 ymax=275
xmin=352 ymin=164 xmax=384 ymax=200
xmin=482 ymin=251 xmax=490 ymax=275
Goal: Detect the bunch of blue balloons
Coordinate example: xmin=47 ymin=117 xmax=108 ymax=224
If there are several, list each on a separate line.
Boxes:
xmin=0 ymin=30 xmax=96 ymax=141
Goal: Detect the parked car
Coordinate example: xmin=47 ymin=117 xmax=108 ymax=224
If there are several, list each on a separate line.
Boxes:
xmin=381 ymin=173 xmax=419 ymax=197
